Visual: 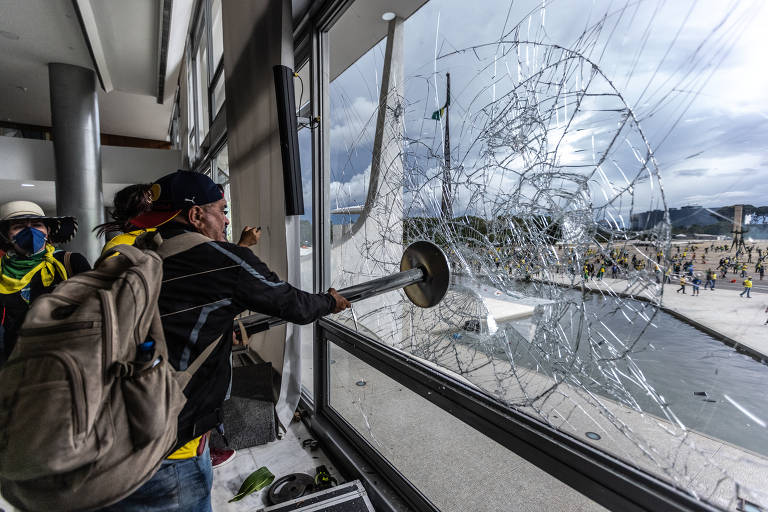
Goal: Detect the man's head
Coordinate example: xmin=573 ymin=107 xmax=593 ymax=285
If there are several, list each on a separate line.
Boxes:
xmin=0 ymin=201 xmax=76 ymax=255
xmin=185 ymin=198 xmax=229 ymax=242
xmin=129 ymin=170 xmax=228 ymax=241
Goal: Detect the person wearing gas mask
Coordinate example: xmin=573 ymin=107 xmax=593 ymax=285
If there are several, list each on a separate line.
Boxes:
xmin=0 ymin=201 xmax=90 ymax=364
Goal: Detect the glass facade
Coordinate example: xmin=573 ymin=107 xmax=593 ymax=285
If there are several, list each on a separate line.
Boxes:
xmin=194 ymin=25 xmax=210 ymax=144
xmin=296 ymin=61 xmax=315 ymax=397
xmin=320 ymin=0 xmax=768 ymax=510
xmin=211 ymin=0 xmax=224 ymax=71
xmin=184 ymin=0 xmax=226 ymax=165
xmin=211 ymin=144 xmax=231 ymax=241
xmin=328 ymin=38 xmax=387 ymax=287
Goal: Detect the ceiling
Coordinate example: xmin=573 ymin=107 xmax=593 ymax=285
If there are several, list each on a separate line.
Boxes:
xmin=0 ymin=0 xmax=193 ymax=141
xmin=0 ymin=0 xmax=428 ymax=143
xmin=328 ymin=0 xmax=428 ymax=81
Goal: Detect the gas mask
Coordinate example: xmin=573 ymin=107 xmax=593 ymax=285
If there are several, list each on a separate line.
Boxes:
xmin=12 ymin=227 xmax=48 ymax=256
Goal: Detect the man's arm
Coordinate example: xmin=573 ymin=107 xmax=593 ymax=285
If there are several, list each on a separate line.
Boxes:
xmin=227 ymin=244 xmax=348 ymax=324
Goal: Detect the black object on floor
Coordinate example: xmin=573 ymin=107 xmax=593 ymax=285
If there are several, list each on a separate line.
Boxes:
xmin=262 ymin=480 xmax=375 ymax=512
xmin=313 ymin=465 xmax=338 ymax=491
xmin=211 ymin=359 xmax=276 ymax=450
xmin=268 ymin=473 xmax=315 ymax=505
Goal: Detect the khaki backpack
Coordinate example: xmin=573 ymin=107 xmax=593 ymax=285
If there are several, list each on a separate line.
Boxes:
xmin=0 ymin=231 xmax=217 ymax=511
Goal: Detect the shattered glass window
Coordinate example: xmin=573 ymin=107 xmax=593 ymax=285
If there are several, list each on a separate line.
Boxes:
xmin=298 ymin=61 xmax=315 ymax=396
xmin=327 ymin=0 xmax=768 ymax=509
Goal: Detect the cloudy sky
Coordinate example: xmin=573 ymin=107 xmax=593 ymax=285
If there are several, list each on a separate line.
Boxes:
xmin=299 ymin=0 xmax=768 ymax=223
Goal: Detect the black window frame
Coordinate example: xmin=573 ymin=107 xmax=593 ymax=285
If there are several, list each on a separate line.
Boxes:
xmin=296 ymin=1 xmax=734 ymax=511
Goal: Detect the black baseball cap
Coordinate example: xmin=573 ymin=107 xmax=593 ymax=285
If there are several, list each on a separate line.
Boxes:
xmin=129 ymin=170 xmax=224 ymax=229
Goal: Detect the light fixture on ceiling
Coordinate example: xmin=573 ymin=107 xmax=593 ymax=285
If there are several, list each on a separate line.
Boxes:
xmin=0 ymin=30 xmax=20 ymax=41
xmin=381 ymin=12 xmax=396 ymax=21
xmin=21 ymin=184 xmax=35 ymax=188
xmin=15 ymin=86 xmax=27 ymax=93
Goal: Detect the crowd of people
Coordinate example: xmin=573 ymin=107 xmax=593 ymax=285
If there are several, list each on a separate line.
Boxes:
xmin=0 ymin=170 xmax=352 ymax=510
xmin=546 ymin=241 xmax=764 ymax=302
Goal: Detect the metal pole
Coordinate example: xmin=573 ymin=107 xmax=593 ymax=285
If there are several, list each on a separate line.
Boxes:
xmin=48 ymin=63 xmax=104 ymax=265
xmin=236 ymin=267 xmax=426 ymax=336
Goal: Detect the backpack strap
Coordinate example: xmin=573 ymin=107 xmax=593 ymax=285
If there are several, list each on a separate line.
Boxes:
xmin=155 ymin=232 xmax=212 ymax=259
xmin=95 ymin=243 xmax=147 ymax=268
xmin=63 ymin=252 xmax=73 ymax=277
xmin=175 ymin=335 xmax=223 ymax=389
xmin=95 ymin=231 xmax=212 ymax=268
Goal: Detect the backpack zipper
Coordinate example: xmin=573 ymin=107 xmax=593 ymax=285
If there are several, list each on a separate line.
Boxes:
xmin=98 ymin=290 xmax=114 ymax=372
xmin=55 ymin=352 xmax=87 ymax=435
xmin=127 ymin=268 xmax=153 ymax=344
xmin=19 ymin=321 xmax=94 ymax=337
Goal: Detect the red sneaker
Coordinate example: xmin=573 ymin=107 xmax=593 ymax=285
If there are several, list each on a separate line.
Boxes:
xmin=211 ymin=447 xmax=236 ymax=469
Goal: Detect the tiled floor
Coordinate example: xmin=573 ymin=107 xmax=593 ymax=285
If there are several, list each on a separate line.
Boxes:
xmin=211 ymin=420 xmax=341 ymax=511
xmin=0 ymin=421 xmax=339 ymax=512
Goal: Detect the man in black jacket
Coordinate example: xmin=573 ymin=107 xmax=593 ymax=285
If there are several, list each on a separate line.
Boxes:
xmin=101 ymin=170 xmax=349 ymax=512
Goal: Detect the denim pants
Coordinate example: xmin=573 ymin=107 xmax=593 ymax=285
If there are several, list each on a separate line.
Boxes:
xmin=98 ymin=441 xmax=213 ymax=512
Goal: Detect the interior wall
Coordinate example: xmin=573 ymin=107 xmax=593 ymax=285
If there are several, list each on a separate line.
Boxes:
xmin=221 ymin=0 xmax=293 ymax=371
xmin=0 ymin=137 xmax=181 ymax=181
xmin=0 ymin=136 xmax=181 ymax=212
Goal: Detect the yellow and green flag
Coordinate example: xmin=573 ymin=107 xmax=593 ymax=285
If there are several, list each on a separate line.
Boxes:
xmin=431 ymin=106 xmax=446 ymax=120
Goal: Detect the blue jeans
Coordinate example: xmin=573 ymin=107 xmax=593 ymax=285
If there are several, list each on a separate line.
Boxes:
xmin=741 ymin=287 xmax=751 ymax=298
xmin=98 ymin=441 xmax=213 ymax=512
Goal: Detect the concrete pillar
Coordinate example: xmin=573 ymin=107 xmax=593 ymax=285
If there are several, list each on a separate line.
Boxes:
xmin=221 ymin=0 xmax=297 ymax=429
xmin=48 ymin=63 xmax=104 ymax=264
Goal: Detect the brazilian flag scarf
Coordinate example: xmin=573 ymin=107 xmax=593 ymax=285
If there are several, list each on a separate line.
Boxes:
xmin=0 ymin=245 xmax=68 ymax=295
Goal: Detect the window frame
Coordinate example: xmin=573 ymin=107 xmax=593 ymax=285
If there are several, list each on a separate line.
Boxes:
xmin=185 ymin=0 xmax=226 ymax=167
xmin=297 ymin=2 xmax=728 ymax=512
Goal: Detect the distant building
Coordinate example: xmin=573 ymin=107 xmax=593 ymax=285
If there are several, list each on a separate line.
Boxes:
xmin=631 ymin=205 xmax=724 ymax=230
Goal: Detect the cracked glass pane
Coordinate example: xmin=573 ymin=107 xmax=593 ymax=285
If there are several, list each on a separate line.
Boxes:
xmin=327 ymin=0 xmax=768 ymax=509
xmin=297 ymin=60 xmax=315 ymax=396
xmin=328 ymin=342 xmax=607 ymax=511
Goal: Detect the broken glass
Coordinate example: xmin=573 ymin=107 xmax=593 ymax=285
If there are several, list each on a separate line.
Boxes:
xmin=327 ymin=0 xmax=768 ymax=509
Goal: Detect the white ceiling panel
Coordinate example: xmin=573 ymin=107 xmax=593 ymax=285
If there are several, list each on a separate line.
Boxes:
xmin=0 ymin=0 xmax=92 ymax=126
xmin=0 ymin=0 xmax=192 ymax=140
xmin=86 ymin=0 xmax=159 ymax=96
xmin=328 ymin=0 xmax=428 ymax=81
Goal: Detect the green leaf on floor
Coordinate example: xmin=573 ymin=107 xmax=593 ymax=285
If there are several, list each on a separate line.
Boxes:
xmin=229 ymin=466 xmax=275 ymax=502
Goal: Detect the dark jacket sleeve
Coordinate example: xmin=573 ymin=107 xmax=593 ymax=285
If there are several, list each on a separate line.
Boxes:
xmin=228 ymin=245 xmax=335 ymax=324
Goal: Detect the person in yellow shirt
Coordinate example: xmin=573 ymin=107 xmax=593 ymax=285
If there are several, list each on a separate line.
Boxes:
xmin=676 ymin=275 xmax=687 ymax=294
xmin=740 ymin=277 xmax=753 ymax=298
xmin=95 ymin=183 xmax=156 ymax=252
